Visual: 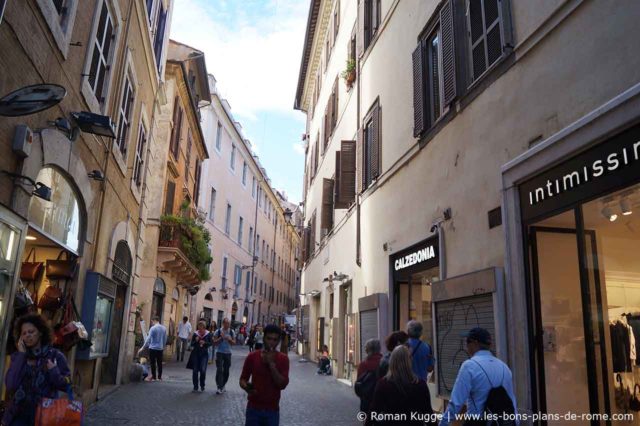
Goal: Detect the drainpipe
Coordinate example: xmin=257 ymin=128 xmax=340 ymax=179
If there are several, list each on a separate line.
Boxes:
xmin=355 ymin=5 xmax=362 ymax=268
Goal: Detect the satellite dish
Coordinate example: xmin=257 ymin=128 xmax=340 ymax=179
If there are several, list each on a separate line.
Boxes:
xmin=0 ymin=84 xmax=67 ymax=117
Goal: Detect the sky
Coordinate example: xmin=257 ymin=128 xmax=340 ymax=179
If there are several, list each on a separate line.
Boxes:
xmin=170 ymin=0 xmax=309 ymax=204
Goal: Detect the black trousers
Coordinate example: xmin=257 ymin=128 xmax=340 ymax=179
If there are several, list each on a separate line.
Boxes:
xmin=149 ymin=349 xmax=163 ymax=379
xmin=215 ymin=353 xmax=231 ymax=389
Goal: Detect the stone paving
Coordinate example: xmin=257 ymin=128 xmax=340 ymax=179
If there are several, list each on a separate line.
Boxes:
xmin=85 ymin=347 xmax=361 ymax=426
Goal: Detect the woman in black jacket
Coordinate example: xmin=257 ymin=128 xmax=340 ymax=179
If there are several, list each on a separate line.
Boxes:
xmin=188 ymin=321 xmax=212 ymax=392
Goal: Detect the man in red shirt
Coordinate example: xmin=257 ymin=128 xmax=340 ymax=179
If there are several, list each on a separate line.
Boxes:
xmin=240 ymin=324 xmax=290 ymax=426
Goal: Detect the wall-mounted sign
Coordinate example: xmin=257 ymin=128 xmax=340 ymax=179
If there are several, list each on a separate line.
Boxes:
xmin=391 ymin=235 xmax=439 ymax=280
xmin=520 ymin=124 xmax=640 ymax=222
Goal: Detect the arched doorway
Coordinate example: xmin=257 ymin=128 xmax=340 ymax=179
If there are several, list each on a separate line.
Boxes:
xmin=231 ymin=301 xmax=238 ymax=324
xmin=101 ymin=241 xmax=132 ymax=385
xmin=151 ymin=278 xmax=166 ymax=322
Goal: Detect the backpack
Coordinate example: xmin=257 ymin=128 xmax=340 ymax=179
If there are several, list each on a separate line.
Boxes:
xmin=354 ymin=369 xmax=377 ymax=401
xmin=472 ymin=360 xmax=516 ymax=426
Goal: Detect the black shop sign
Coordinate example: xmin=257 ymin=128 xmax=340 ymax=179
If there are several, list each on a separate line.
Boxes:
xmin=391 ymin=236 xmax=439 ymax=281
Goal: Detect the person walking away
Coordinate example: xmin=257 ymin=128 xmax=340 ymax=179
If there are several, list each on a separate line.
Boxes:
xmin=138 ymin=316 xmax=167 ymax=381
xmin=254 ymin=325 xmax=264 ymax=350
xmin=377 ymin=331 xmax=409 ymax=378
xmin=187 ymin=321 xmax=212 ymax=392
xmin=247 ymin=325 xmax=256 ymax=352
xmin=406 ymin=320 xmax=435 ymax=382
xmin=439 ymin=328 xmax=517 ymax=426
xmin=176 ymin=316 xmax=192 ymax=362
xmin=240 ymin=324 xmax=290 ymax=426
xmin=355 ymin=339 xmax=383 ymax=424
xmin=370 ymin=345 xmax=434 ymax=425
xmin=213 ymin=318 xmax=236 ymax=394
xmin=3 ymin=314 xmax=72 ymax=426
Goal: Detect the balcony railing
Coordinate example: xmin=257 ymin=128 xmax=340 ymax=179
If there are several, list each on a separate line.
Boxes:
xmin=157 ymin=221 xmax=200 ymax=285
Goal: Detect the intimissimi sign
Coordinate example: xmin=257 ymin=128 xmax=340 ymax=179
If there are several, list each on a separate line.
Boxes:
xmin=520 ymin=124 xmax=640 ymax=222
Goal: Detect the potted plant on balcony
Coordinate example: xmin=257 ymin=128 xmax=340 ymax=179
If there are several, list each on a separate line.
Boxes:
xmin=340 ymin=59 xmax=356 ymax=89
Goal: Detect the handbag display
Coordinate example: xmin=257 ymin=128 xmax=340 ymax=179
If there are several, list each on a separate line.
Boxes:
xmin=35 ymin=385 xmax=83 ymax=426
xmin=20 ymin=248 xmax=44 ymax=282
xmin=615 ymin=374 xmax=631 ymax=411
xmin=46 ymin=250 xmax=78 ymax=280
xmin=54 ymin=291 xmax=89 ymax=352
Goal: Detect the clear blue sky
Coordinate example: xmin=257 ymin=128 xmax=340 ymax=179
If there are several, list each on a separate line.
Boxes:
xmin=170 ymin=0 xmax=309 ymax=203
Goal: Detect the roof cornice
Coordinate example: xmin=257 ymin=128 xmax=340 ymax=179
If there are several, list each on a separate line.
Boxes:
xmin=294 ymin=0 xmax=322 ymax=111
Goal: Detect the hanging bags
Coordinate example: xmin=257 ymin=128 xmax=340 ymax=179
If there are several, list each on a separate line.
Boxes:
xmin=20 ymin=247 xmax=44 ymax=282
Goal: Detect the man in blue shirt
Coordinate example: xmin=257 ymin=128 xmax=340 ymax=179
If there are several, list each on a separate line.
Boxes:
xmin=440 ymin=328 xmax=518 ymax=426
xmin=138 ymin=316 xmax=168 ymax=381
xmin=406 ymin=320 xmax=434 ymax=381
xmin=213 ymin=318 xmax=236 ymax=394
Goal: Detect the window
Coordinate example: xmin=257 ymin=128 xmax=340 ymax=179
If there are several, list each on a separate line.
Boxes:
xmin=249 ymin=227 xmax=254 ymax=254
xmin=152 ymin=1 xmax=167 ymax=70
xmin=334 ymin=140 xmax=356 ymax=208
xmin=225 ymin=204 xmax=232 ymax=234
xmin=427 ymin=28 xmax=442 ymax=125
xmin=234 ymin=265 xmax=242 ymax=287
xmin=256 ymin=234 xmax=261 ymax=257
xmin=164 ymin=180 xmax=175 ymax=215
xmin=262 ymin=241 xmax=266 ymax=262
xmin=194 ymin=160 xmax=202 ymax=206
xmin=238 ymin=216 xmax=244 ymax=245
xmin=245 ymin=271 xmax=251 ymax=296
xmin=185 ymin=132 xmax=193 ymax=182
xmin=321 ymin=178 xmax=335 ymax=236
xmin=258 ymin=187 xmax=263 ymax=207
xmin=215 ymin=121 xmax=223 ymax=151
xmin=209 ymin=188 xmax=216 ymax=221
xmin=230 ymin=145 xmax=236 ymax=170
xmin=115 ymin=72 xmax=134 ymax=157
xmin=361 ymin=100 xmax=381 ymax=191
xmin=133 ymin=123 xmax=146 ymax=187
xmin=253 ymin=277 xmax=257 ymax=294
xmin=221 ymin=256 xmax=228 ymax=289
xmin=86 ymin=1 xmax=116 ymax=108
xmin=333 ymin=1 xmax=340 ymax=44
xmin=468 ymin=0 xmax=505 ymax=81
xmin=266 ymin=245 xmax=270 ymax=264
xmin=252 ymin=177 xmax=257 ymax=198
xmin=169 ymin=97 xmax=183 ymax=159
xmin=242 ymin=162 xmax=248 ymax=185
xmin=363 ymin=0 xmax=380 ymax=51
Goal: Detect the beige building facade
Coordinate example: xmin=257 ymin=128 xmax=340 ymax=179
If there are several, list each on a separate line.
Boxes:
xmin=0 ymin=0 xmax=173 ymax=404
xmin=196 ymin=75 xmax=301 ymax=330
xmin=296 ymin=0 xmax=640 ymax=419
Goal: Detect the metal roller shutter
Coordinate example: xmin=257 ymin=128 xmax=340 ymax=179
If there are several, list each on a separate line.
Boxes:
xmin=435 ymin=294 xmax=494 ymax=398
xmin=359 ymin=309 xmax=378 ymax=361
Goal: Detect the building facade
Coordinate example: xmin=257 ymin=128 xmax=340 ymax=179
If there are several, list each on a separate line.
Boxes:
xmin=196 ymin=74 xmax=301 ymax=329
xmin=0 ymin=0 xmax=172 ymax=404
xmin=296 ymin=0 xmax=640 ymax=419
xmin=137 ymin=40 xmax=210 ymax=359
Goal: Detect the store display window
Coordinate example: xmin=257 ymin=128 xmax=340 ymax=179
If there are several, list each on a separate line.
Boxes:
xmin=90 ymin=294 xmax=113 ymax=356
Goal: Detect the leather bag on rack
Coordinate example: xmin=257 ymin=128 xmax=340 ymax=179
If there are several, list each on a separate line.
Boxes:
xmin=38 ymin=283 xmax=63 ymax=312
xmin=615 ymin=374 xmax=631 ymax=411
xmin=630 ymin=384 xmax=640 ymax=412
xmin=20 ymin=247 xmax=44 ymax=282
xmin=46 ymin=250 xmax=78 ymax=280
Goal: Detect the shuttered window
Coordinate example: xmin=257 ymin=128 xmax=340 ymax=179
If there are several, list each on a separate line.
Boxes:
xmin=313 ymin=140 xmax=319 ymax=176
xmin=412 ymin=0 xmax=456 ymax=137
xmin=309 ymin=211 xmax=317 ymax=257
xmin=335 ymin=140 xmax=356 ymax=208
xmin=361 ymin=0 xmax=380 ymax=52
xmin=468 ymin=0 xmax=505 ymax=82
xmin=116 ymin=73 xmax=135 ymax=157
xmin=133 ymin=123 xmax=146 ymax=187
xmin=164 ymin=180 xmax=175 ymax=215
xmin=331 ymin=78 xmax=339 ymax=132
xmin=321 ymin=178 xmax=334 ymax=236
xmin=169 ymin=97 xmax=183 ymax=160
xmin=362 ymin=101 xmax=381 ymax=191
xmin=193 ymin=159 xmax=201 ymax=206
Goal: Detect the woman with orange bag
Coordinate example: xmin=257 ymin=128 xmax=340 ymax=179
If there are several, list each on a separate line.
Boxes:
xmin=2 ymin=314 xmax=72 ymax=425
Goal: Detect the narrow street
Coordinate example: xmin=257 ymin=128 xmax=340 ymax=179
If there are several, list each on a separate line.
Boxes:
xmin=85 ymin=347 xmax=361 ymax=426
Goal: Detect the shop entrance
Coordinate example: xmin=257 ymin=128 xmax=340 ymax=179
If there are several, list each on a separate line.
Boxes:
xmin=527 ymin=182 xmax=640 ymax=424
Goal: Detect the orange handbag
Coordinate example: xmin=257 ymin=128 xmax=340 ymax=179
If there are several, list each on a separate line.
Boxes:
xmin=35 ymin=386 xmax=83 ymax=426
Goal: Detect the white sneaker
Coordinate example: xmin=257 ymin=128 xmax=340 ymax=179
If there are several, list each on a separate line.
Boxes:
xmin=216 ymin=389 xmax=222 ymax=395
xmin=221 ymin=387 xmax=226 ymax=393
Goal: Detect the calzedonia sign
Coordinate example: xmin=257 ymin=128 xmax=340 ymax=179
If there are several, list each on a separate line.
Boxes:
xmin=391 ymin=236 xmax=439 ymax=279
xmin=520 ymin=124 xmax=640 ymax=222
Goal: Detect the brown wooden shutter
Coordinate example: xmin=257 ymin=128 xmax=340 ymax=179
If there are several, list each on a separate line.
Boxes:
xmin=334 ymin=150 xmax=343 ymax=208
xmin=310 ymin=212 xmax=316 ymax=255
xmin=356 ymin=127 xmax=364 ymax=193
xmin=357 ymin=0 xmax=365 ymax=58
xmin=371 ymin=104 xmax=381 ymax=179
xmin=169 ymin=97 xmax=180 ymax=155
xmin=301 ymin=227 xmax=308 ymax=263
xmin=164 ymin=180 xmax=176 ymax=215
xmin=321 ymin=178 xmax=334 ymax=234
xmin=338 ymin=140 xmax=356 ymax=206
xmin=372 ymin=0 xmax=379 ymax=35
xmin=314 ymin=140 xmax=319 ymax=174
xmin=173 ymin=107 xmax=183 ymax=159
xmin=440 ymin=0 xmax=456 ymax=106
xmin=412 ymin=42 xmax=426 ymax=137
xmin=333 ymin=78 xmax=339 ymax=130
xmin=194 ymin=160 xmax=201 ymax=206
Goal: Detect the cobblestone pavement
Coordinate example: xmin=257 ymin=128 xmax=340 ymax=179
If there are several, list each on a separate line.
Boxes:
xmin=86 ymin=346 xmax=361 ymax=426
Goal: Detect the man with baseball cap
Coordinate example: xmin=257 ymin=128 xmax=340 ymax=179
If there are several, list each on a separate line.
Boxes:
xmin=440 ymin=328 xmax=517 ymax=426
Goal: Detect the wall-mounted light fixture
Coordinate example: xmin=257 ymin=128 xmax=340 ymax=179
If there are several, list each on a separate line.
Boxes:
xmin=0 ymin=171 xmax=52 ymax=201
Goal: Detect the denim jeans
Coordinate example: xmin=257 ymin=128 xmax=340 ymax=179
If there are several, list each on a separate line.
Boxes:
xmin=245 ymin=407 xmax=279 ymax=426
xmin=192 ymin=354 xmax=208 ymax=390
xmin=177 ymin=338 xmax=188 ymax=361
xmin=215 ymin=352 xmax=232 ymax=389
